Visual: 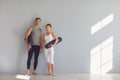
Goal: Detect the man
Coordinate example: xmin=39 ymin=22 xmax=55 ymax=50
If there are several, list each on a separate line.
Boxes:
xmin=25 ymin=17 xmax=42 ymax=75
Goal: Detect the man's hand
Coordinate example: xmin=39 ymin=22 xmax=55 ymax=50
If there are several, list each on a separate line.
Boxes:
xmin=28 ymin=44 xmax=32 ymax=51
xmin=39 ymin=46 xmax=43 ymax=53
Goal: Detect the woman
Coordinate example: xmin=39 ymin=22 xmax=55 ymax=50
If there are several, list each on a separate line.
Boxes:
xmin=43 ymin=23 xmax=58 ymax=76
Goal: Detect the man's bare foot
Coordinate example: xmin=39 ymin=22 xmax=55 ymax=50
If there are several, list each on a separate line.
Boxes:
xmin=26 ymin=70 xmax=30 ymax=76
xmin=32 ymin=71 xmax=38 ymax=75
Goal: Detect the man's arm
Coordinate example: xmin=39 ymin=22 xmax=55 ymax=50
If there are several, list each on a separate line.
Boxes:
xmin=25 ymin=27 xmax=32 ymax=46
xmin=40 ymin=31 xmax=43 ymax=47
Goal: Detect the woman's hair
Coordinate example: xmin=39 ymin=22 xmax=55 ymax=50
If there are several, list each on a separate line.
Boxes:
xmin=35 ymin=17 xmax=41 ymax=21
xmin=46 ymin=23 xmax=52 ymax=28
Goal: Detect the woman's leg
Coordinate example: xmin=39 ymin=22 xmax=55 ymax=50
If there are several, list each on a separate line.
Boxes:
xmin=47 ymin=63 xmax=51 ymax=75
xmin=50 ymin=48 xmax=55 ymax=76
xmin=45 ymin=49 xmax=51 ymax=75
xmin=51 ymin=64 xmax=55 ymax=76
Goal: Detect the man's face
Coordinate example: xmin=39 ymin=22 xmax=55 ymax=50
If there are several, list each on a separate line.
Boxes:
xmin=35 ymin=20 xmax=40 ymax=25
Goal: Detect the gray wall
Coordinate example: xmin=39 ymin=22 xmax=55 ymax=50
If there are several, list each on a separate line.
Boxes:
xmin=0 ymin=0 xmax=120 ymax=74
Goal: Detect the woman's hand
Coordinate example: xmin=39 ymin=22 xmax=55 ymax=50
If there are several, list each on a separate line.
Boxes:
xmin=50 ymin=44 xmax=55 ymax=48
xmin=44 ymin=44 xmax=46 ymax=48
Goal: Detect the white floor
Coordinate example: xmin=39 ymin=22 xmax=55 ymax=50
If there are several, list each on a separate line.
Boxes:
xmin=0 ymin=74 xmax=120 ymax=80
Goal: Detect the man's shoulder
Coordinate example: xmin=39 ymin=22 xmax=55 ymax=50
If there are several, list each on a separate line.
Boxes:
xmin=39 ymin=28 xmax=42 ymax=32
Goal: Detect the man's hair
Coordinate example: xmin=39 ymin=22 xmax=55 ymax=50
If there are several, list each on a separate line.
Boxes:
xmin=35 ymin=17 xmax=41 ymax=21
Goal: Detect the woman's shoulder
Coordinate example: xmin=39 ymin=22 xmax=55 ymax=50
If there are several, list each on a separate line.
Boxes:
xmin=51 ymin=31 xmax=55 ymax=34
xmin=44 ymin=33 xmax=49 ymax=37
xmin=51 ymin=32 xmax=56 ymax=36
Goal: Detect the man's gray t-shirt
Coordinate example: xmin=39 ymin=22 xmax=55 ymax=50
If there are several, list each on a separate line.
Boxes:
xmin=31 ymin=27 xmax=42 ymax=46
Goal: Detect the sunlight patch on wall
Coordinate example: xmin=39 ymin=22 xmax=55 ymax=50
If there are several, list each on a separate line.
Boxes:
xmin=90 ymin=36 xmax=113 ymax=74
xmin=91 ymin=14 xmax=113 ymax=35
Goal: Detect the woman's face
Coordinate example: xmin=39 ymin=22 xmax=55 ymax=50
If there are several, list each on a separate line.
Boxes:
xmin=46 ymin=26 xmax=51 ymax=32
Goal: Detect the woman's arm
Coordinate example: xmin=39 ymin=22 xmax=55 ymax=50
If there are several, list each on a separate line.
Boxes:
xmin=43 ymin=34 xmax=46 ymax=47
xmin=51 ymin=32 xmax=58 ymax=46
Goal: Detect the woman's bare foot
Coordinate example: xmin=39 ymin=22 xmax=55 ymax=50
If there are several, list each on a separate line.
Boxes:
xmin=45 ymin=73 xmax=51 ymax=76
xmin=52 ymin=73 xmax=56 ymax=76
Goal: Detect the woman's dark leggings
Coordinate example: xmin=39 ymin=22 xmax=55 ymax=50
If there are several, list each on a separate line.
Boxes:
xmin=27 ymin=45 xmax=40 ymax=70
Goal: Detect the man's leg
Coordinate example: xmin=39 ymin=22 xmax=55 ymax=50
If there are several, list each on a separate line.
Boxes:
xmin=26 ymin=47 xmax=33 ymax=75
xmin=32 ymin=45 xmax=40 ymax=75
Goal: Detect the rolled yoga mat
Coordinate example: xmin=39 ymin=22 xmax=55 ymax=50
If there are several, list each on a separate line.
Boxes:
xmin=45 ymin=37 xmax=62 ymax=49
xmin=24 ymin=33 xmax=33 ymax=45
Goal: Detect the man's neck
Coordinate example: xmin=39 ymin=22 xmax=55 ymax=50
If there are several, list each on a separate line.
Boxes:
xmin=34 ymin=24 xmax=39 ymax=29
